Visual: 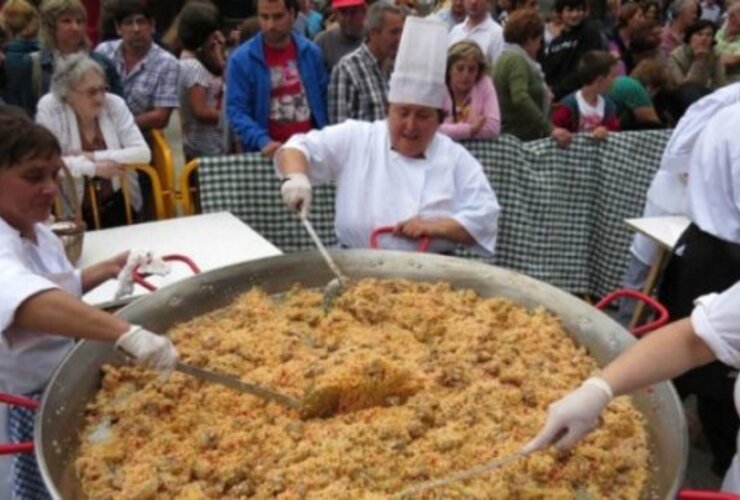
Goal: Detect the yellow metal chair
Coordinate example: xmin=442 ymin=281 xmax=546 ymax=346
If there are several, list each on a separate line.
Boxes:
xmin=178 ymin=159 xmax=200 ymax=216
xmin=149 ymin=129 xmax=177 ymax=217
xmin=86 ymin=164 xmax=167 ymax=230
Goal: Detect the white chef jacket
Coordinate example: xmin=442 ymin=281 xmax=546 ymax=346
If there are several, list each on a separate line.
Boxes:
xmin=448 ymin=16 xmax=504 ymax=66
xmin=690 ymin=280 xmax=740 ymax=492
xmin=630 ymin=83 xmax=740 ymax=264
xmin=0 ymin=217 xmax=79 ymax=395
xmin=281 ymin=120 xmax=500 ymax=255
xmin=685 ymin=102 xmax=740 ymax=244
xmin=0 ymin=217 xmax=80 ymax=500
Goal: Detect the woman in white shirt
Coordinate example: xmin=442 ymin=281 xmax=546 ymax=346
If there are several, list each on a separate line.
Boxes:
xmin=524 ymin=279 xmax=740 ymax=492
xmin=35 ymin=53 xmax=150 ymax=229
xmin=277 ymin=18 xmax=500 ymax=256
xmin=0 ymin=110 xmax=175 ymax=498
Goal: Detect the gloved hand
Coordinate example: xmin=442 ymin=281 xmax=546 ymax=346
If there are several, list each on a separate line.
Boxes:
xmin=521 ymin=377 xmax=613 ymax=453
xmin=115 ymin=325 xmax=178 ymax=371
xmin=281 ymin=173 xmax=312 ymax=216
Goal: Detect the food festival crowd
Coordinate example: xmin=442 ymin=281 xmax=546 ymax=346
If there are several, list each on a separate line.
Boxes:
xmin=1 ymin=0 xmax=740 ymax=496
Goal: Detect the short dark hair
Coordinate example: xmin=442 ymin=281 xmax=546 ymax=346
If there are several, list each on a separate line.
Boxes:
xmin=578 ymin=50 xmax=617 ymax=85
xmin=112 ymin=0 xmax=153 ymax=25
xmin=503 ymin=9 xmax=544 ymax=45
xmin=629 ymin=20 xmax=661 ymax=58
xmin=683 ymin=19 xmax=716 ymax=44
xmin=617 ymin=3 xmax=641 ymax=28
xmin=0 ymin=107 xmax=61 ymax=171
xmin=631 ymin=58 xmax=671 ymax=91
xmin=258 ymin=0 xmax=300 ymax=15
xmin=178 ymin=2 xmax=220 ymax=51
xmin=554 ymin=0 xmax=586 ymax=13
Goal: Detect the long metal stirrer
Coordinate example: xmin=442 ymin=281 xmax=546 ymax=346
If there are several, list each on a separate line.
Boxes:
xmin=300 ymin=213 xmax=347 ymax=283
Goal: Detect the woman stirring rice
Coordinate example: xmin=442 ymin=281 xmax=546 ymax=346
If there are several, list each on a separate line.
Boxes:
xmin=277 ymin=17 xmax=500 ymax=255
xmin=0 ymin=109 xmax=176 ymax=499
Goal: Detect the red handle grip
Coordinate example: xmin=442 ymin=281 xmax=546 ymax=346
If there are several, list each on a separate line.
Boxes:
xmin=370 ymin=226 xmax=431 ymax=252
xmin=0 ymin=393 xmax=39 ymax=455
xmin=595 ymin=289 xmax=670 ymax=337
xmin=678 ymin=490 xmax=740 ymax=500
xmin=132 ymin=254 xmax=201 ymax=292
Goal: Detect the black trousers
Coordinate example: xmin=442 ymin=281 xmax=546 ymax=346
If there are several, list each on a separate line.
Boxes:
xmin=658 ymin=223 xmax=740 ymax=473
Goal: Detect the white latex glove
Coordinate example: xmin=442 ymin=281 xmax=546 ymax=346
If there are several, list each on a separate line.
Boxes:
xmin=522 ymin=377 xmax=613 ymax=453
xmin=281 ymin=173 xmax=312 ymax=217
xmin=115 ymin=325 xmax=178 ymax=371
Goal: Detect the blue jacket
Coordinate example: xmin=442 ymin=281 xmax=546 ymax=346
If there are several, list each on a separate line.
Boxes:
xmin=226 ymin=32 xmax=328 ymax=152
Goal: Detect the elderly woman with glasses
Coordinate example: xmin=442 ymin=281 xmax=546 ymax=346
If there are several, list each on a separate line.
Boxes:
xmin=2 ymin=0 xmax=122 ymax=117
xmin=35 ymin=53 xmax=150 ymax=228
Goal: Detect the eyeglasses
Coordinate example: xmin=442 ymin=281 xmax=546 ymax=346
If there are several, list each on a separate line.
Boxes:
xmin=73 ymin=86 xmax=107 ymax=98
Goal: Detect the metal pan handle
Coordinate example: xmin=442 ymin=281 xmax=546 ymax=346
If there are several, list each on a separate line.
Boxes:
xmin=132 ymin=254 xmax=201 ymax=291
xmin=0 ymin=393 xmax=39 ymax=455
xmin=370 ymin=226 xmax=431 ymax=252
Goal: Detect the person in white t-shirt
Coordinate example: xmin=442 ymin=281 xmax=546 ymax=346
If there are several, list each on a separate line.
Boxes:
xmin=0 ymin=109 xmax=177 ymax=499
xmin=448 ymin=0 xmax=504 ymax=65
xmin=524 ymin=279 xmax=740 ymax=492
xmin=551 ymin=50 xmax=621 ymax=139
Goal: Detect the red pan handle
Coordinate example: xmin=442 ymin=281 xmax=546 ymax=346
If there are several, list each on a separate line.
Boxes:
xmin=595 ymin=289 xmax=670 ymax=337
xmin=370 ymin=226 xmax=431 ymax=252
xmin=678 ymin=490 xmax=740 ymax=500
xmin=132 ymin=254 xmax=201 ymax=291
xmin=0 ymin=393 xmax=39 ymax=455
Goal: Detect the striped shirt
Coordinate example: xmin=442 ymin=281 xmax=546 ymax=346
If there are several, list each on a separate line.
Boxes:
xmin=95 ymin=40 xmax=179 ymax=117
xmin=328 ymin=44 xmax=390 ymax=124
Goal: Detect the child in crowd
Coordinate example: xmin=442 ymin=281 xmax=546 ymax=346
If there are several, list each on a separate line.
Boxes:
xmin=440 ymin=41 xmax=501 ymax=141
xmin=552 ymin=51 xmax=620 ymax=139
xmin=177 ymin=2 xmax=227 ymax=160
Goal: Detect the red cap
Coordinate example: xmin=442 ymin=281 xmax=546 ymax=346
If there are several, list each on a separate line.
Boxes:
xmin=332 ymin=0 xmax=365 ymax=8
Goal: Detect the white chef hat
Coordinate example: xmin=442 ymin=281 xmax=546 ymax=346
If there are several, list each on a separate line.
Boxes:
xmin=388 ymin=16 xmax=448 ymax=110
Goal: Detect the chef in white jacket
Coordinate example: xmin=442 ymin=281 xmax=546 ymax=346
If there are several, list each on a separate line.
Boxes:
xmin=276 ymin=17 xmax=500 ymax=255
xmin=544 ymin=100 xmax=740 ymax=484
xmin=524 ymin=279 xmax=740 ymax=493
xmin=0 ymin=110 xmax=176 ymax=499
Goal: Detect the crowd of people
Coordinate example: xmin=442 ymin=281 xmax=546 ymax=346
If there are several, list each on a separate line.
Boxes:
xmin=1 ymin=0 xmax=740 ymax=497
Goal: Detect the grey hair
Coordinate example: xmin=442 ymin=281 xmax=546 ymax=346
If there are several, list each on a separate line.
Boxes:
xmin=365 ymin=0 xmax=404 ymax=35
xmin=668 ymin=0 xmax=695 ymax=18
xmin=50 ymin=53 xmax=106 ymax=100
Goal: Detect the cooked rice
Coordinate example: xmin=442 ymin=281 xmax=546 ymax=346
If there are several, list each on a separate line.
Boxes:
xmin=76 ymin=279 xmax=649 ymax=499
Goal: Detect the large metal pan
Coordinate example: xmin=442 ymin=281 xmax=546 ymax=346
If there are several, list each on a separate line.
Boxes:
xmin=35 ymin=250 xmax=687 ymax=499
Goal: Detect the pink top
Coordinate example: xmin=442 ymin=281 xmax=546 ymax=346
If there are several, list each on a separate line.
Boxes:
xmin=440 ymin=75 xmax=501 ymax=140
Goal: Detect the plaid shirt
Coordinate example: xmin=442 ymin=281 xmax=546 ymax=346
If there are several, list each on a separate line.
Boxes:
xmin=95 ymin=40 xmax=179 ymax=116
xmin=328 ymin=44 xmax=389 ymax=124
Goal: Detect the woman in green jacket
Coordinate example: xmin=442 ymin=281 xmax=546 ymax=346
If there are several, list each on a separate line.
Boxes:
xmin=492 ymin=9 xmax=571 ymax=147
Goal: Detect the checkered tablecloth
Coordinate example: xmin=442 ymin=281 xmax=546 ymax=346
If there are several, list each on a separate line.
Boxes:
xmin=199 ymin=130 xmax=670 ymax=297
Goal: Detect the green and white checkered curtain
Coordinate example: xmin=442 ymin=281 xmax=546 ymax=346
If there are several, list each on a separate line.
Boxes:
xmin=199 ymin=130 xmax=670 ymax=297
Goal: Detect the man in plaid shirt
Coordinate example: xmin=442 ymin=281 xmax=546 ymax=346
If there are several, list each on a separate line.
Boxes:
xmin=328 ymin=1 xmax=404 ymax=124
xmin=95 ymin=0 xmax=179 ymax=132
